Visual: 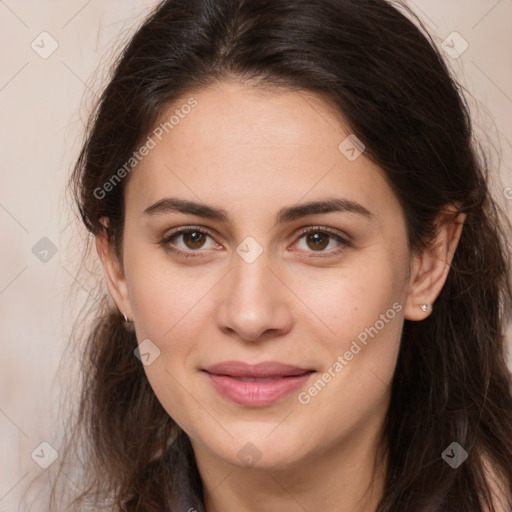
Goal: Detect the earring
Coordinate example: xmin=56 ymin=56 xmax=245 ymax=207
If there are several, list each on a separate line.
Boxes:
xmin=420 ymin=304 xmax=429 ymax=312
xmin=122 ymin=312 xmax=135 ymax=332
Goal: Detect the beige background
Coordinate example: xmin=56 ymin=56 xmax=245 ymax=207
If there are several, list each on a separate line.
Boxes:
xmin=0 ymin=1 xmax=511 ymax=510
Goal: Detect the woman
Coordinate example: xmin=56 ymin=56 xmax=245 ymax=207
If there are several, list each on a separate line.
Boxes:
xmin=51 ymin=0 xmax=512 ymax=510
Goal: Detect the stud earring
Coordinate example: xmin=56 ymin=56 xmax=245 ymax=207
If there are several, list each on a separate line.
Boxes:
xmin=420 ymin=304 xmax=429 ymax=312
xmin=123 ymin=312 xmax=129 ymax=322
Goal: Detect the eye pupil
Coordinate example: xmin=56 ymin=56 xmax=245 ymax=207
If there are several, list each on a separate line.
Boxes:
xmin=184 ymin=231 xmax=205 ymax=249
xmin=164 ymin=227 xmax=343 ymax=257
xmin=307 ymin=232 xmax=329 ymax=251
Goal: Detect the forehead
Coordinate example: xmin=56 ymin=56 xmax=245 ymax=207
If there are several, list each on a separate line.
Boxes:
xmin=124 ymin=81 xmax=395 ymax=224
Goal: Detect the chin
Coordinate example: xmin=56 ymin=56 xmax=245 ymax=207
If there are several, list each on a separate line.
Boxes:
xmin=218 ymin=431 xmax=308 ymax=470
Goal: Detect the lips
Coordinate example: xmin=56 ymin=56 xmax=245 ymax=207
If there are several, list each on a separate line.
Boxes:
xmin=202 ymin=362 xmax=315 ymax=407
xmin=202 ymin=360 xmax=314 ymax=379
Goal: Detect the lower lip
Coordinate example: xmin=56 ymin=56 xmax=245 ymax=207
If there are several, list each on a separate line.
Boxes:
xmin=204 ymin=371 xmax=314 ymax=407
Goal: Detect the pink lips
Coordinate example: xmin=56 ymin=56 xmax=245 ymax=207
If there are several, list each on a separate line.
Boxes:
xmin=202 ymin=361 xmax=315 ymax=407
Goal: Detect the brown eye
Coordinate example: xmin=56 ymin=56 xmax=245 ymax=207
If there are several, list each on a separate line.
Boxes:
xmin=293 ymin=226 xmax=351 ymax=257
xmin=305 ymin=232 xmax=330 ymax=251
xmin=182 ymin=230 xmax=207 ymax=250
xmin=159 ymin=226 xmax=218 ymax=257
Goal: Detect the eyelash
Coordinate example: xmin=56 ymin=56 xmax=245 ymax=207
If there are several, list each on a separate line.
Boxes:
xmin=159 ymin=225 xmax=352 ymax=259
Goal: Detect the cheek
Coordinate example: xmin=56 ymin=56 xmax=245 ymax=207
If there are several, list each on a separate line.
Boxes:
xmin=128 ymin=265 xmax=206 ymax=431
xmin=293 ymin=277 xmax=403 ymax=440
xmin=295 ymin=256 xmax=404 ymax=342
xmin=129 ymin=275 xmax=205 ymax=382
xmin=293 ymin=254 xmax=405 ymax=401
xmin=125 ymin=248 xmax=219 ymax=377
xmin=124 ymin=243 xmax=200 ymax=338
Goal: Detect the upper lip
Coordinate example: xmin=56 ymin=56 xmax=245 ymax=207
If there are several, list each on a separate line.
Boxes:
xmin=203 ymin=361 xmax=314 ymax=378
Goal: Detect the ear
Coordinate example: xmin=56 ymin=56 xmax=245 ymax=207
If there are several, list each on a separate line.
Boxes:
xmin=404 ymin=204 xmax=466 ymax=321
xmin=95 ymin=217 xmax=133 ymax=321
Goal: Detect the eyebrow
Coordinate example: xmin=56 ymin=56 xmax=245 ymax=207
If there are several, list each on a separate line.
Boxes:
xmin=142 ymin=196 xmax=373 ymax=224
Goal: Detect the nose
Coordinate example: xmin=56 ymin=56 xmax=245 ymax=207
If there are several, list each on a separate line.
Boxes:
xmin=215 ymin=250 xmax=294 ymax=342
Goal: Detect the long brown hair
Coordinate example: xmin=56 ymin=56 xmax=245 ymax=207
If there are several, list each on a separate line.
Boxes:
xmin=48 ymin=0 xmax=512 ymax=510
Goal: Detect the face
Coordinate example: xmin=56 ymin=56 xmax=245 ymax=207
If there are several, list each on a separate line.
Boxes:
xmin=101 ymin=81 xmax=419 ymax=470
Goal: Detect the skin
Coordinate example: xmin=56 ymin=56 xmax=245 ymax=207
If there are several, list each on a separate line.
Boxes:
xmin=96 ymin=80 xmax=465 ymax=512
